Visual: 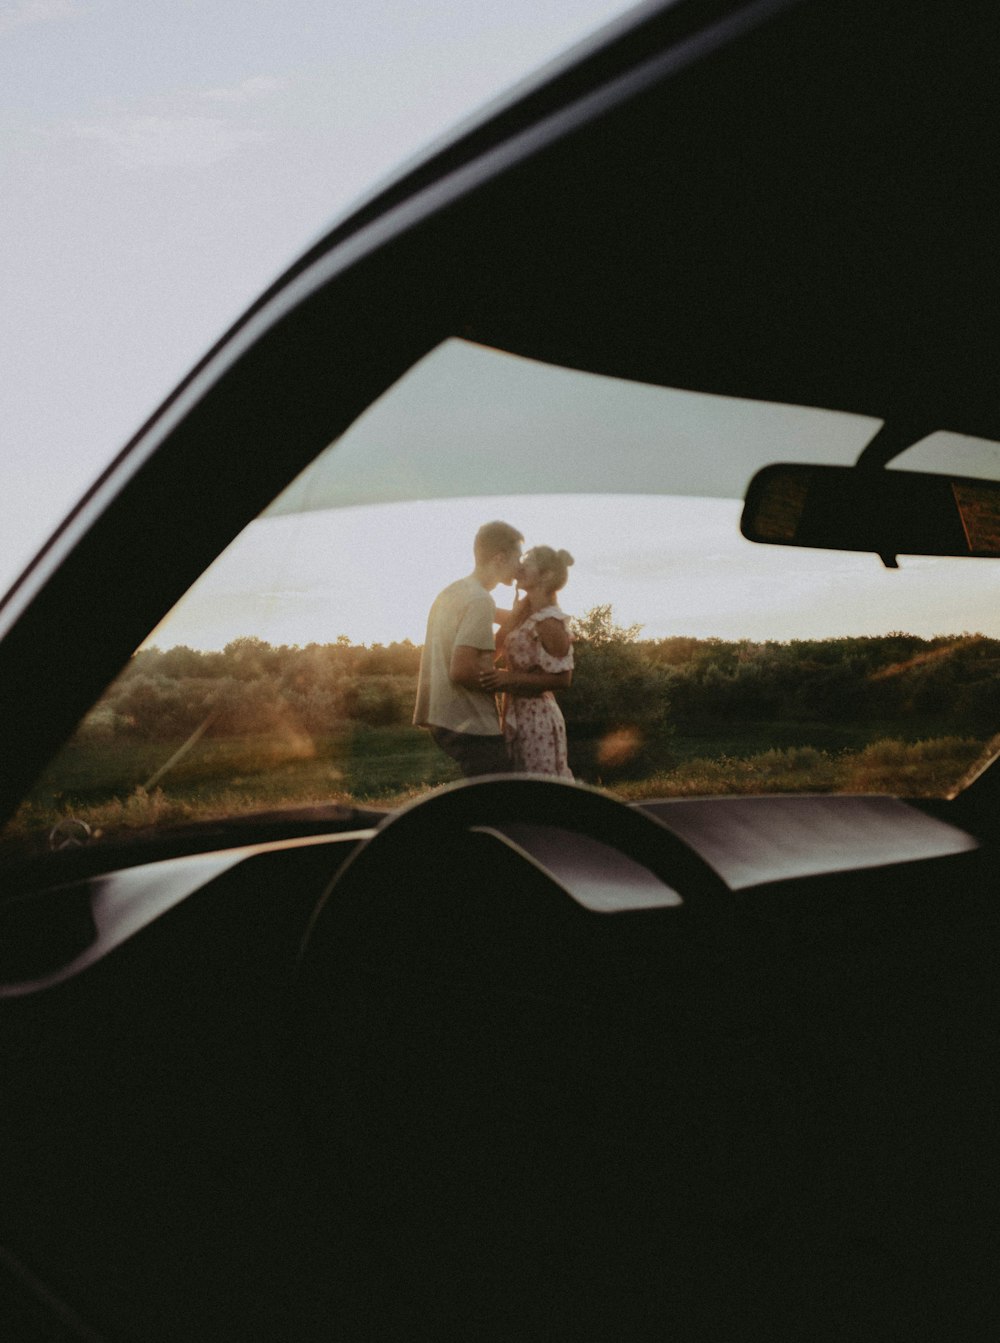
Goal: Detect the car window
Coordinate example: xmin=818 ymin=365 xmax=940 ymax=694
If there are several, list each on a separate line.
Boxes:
xmin=4 ymin=340 xmax=1000 ymax=860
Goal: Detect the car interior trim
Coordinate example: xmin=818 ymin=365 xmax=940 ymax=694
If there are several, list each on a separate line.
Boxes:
xmin=472 ymin=822 xmax=685 ymax=912
xmin=638 ymin=793 xmax=979 ymax=890
xmin=0 ymin=830 xmax=374 ymax=999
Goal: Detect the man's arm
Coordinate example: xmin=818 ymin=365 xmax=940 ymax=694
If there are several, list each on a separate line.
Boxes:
xmin=450 ymin=644 xmax=493 ymax=690
xmin=479 ymin=667 xmax=572 ymax=693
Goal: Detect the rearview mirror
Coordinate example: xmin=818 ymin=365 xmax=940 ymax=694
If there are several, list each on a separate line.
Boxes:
xmin=741 ymin=464 xmax=1000 ymax=561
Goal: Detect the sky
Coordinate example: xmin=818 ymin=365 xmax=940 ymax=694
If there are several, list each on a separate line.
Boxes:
xmin=1 ymin=0 xmax=636 ymax=593
xmin=148 ymin=492 xmax=1000 ymax=650
xmin=7 ymin=0 xmax=1000 ymax=654
xmin=144 ymin=341 xmax=1000 ymax=650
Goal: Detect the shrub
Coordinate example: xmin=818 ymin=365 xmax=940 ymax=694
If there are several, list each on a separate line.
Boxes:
xmin=565 ymin=606 xmax=673 ymax=747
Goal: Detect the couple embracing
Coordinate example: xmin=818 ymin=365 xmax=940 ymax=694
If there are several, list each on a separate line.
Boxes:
xmin=414 ymin=520 xmax=575 ymax=778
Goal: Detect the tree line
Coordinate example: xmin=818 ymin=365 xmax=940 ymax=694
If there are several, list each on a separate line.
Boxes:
xmin=77 ymin=611 xmax=1000 ymax=748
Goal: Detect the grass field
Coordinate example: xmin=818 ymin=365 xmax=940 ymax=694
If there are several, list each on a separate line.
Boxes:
xmin=4 ymin=721 xmax=991 ymax=850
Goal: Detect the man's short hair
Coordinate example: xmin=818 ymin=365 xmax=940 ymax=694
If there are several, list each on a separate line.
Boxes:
xmin=474 ymin=520 xmax=523 ymax=564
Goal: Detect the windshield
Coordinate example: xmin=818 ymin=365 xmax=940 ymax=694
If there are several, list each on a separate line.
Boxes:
xmin=5 ymin=341 xmax=1000 ymax=860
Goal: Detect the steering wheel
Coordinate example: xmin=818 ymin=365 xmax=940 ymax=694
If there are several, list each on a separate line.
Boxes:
xmin=300 ymin=773 xmax=731 ymax=954
xmin=287 ymin=773 xmax=732 ymax=1139
xmin=284 ymin=776 xmax=732 ymax=1335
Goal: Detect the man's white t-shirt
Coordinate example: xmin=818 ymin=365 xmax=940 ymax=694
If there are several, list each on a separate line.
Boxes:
xmin=413 ymin=575 xmax=501 ymax=735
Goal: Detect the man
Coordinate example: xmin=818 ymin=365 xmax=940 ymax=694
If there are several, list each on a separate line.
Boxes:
xmin=414 ymin=520 xmax=523 ymax=776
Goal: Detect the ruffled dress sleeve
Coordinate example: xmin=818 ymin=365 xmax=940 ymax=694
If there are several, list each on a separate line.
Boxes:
xmin=531 ymin=606 xmax=574 ymax=673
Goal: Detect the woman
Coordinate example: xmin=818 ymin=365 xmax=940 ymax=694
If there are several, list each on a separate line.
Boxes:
xmin=481 ymin=546 xmax=575 ymax=778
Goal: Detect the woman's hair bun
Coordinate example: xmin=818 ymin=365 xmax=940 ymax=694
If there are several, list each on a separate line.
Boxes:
xmin=557 ymin=549 xmax=575 ymax=567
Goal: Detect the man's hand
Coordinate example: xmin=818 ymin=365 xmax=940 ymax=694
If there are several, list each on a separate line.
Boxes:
xmin=479 ymin=667 xmax=512 ymax=691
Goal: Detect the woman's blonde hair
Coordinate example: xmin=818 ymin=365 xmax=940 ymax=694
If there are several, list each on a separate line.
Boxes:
xmin=530 ymin=545 xmax=574 ymax=593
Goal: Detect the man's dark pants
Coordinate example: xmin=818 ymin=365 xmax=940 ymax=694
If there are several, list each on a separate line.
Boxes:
xmin=429 ymin=726 xmax=512 ymax=777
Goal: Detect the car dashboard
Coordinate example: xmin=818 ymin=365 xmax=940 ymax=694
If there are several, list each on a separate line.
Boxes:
xmin=0 ymin=789 xmax=980 ymax=997
xmin=0 ymin=785 xmax=995 ymax=1339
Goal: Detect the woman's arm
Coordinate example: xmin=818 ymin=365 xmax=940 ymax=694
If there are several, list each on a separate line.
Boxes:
xmin=536 ymin=616 xmax=571 ymax=659
xmin=494 ymin=594 xmax=530 ymax=640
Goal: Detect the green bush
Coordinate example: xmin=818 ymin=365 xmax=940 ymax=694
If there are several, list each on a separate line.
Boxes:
xmin=565 ymin=606 xmax=673 ymax=743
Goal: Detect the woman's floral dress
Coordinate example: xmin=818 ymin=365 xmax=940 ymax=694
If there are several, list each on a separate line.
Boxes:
xmin=502 ymin=605 xmax=574 ymax=778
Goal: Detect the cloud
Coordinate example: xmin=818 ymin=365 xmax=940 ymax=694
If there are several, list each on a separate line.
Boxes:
xmin=58 ymin=74 xmax=285 ymax=170
xmin=201 ymin=75 xmax=286 ymax=105
xmin=67 ymin=113 xmax=266 ymax=169
xmin=0 ymin=0 xmax=79 ymax=38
